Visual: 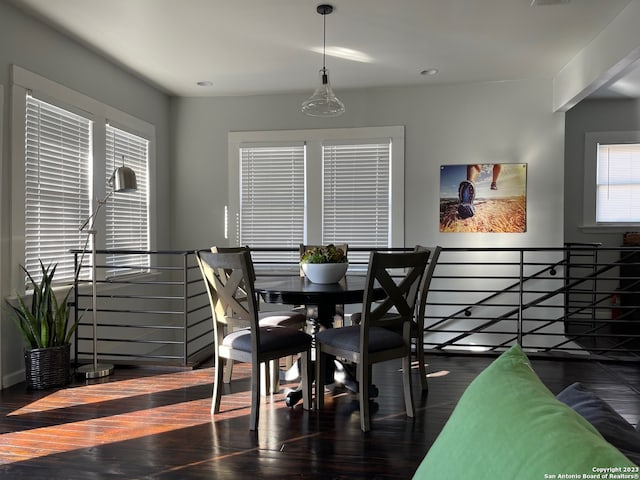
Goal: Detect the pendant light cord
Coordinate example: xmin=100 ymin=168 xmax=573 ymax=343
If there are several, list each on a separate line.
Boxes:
xmin=323 ymin=11 xmax=327 ymax=73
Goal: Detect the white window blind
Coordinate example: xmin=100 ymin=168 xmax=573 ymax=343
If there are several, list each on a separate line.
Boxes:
xmin=596 ymin=143 xmax=640 ymax=223
xmin=105 ymin=124 xmax=150 ymax=276
xmin=24 ymin=94 xmax=92 ymax=285
xmin=323 ymin=141 xmax=391 ymax=264
xmin=240 ymin=144 xmax=305 ymax=263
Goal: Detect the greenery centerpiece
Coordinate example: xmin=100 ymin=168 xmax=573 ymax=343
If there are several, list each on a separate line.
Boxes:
xmin=7 ymin=261 xmax=76 ymax=389
xmin=300 ymin=244 xmax=349 ymax=283
xmin=300 ymin=244 xmax=348 ymax=264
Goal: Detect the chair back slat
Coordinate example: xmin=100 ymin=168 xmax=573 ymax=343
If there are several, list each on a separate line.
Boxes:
xmin=361 ymin=250 xmax=430 ymax=328
xmin=414 ymin=246 xmax=441 ymax=331
xmin=196 ymin=250 xmax=260 ymax=344
xmin=211 ymin=245 xmax=257 ymax=281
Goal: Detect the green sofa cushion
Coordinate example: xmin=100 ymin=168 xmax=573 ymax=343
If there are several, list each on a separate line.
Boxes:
xmin=413 ymin=345 xmax=637 ymax=480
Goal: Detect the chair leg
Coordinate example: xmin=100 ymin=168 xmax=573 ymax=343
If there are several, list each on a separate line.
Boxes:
xmin=358 ymin=361 xmax=370 ymax=432
xmin=212 ymin=354 xmax=224 ymax=415
xmin=315 ymin=348 xmax=325 ymax=410
xmin=260 ymin=362 xmax=269 ymax=396
xmin=300 ymin=349 xmax=312 ymax=410
xmin=223 ymin=358 xmax=233 ymax=384
xmin=269 ymin=359 xmax=280 ymax=394
xmin=402 ymin=355 xmax=415 ymax=418
xmin=416 ymin=336 xmax=429 ymax=391
xmin=250 ymin=359 xmax=261 ymax=431
xmin=259 ymin=362 xmax=280 ymax=396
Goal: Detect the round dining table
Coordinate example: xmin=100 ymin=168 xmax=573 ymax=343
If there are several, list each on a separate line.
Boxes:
xmin=254 ymin=274 xmax=384 ymax=406
xmin=254 ymin=274 xmax=382 ymax=329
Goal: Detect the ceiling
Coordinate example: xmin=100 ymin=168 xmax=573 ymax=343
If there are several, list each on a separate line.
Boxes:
xmin=7 ymin=0 xmax=638 ymax=99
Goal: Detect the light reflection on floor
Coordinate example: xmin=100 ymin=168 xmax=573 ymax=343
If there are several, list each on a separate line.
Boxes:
xmin=397 ymin=361 xmax=450 ymax=379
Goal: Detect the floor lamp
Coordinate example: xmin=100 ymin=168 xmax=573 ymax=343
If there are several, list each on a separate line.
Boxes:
xmin=76 ymin=162 xmax=137 ymax=379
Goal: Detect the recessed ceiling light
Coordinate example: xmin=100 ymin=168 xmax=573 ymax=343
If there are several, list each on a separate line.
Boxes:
xmin=420 ymin=69 xmax=438 ymax=76
xmin=197 ymin=81 xmax=214 ymax=87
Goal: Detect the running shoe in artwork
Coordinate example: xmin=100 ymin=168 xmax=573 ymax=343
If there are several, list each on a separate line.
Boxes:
xmin=457 ymin=180 xmax=475 ymax=219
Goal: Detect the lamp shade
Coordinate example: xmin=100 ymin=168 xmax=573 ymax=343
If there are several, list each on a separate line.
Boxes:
xmin=301 ymin=69 xmax=345 ymax=117
xmin=112 ymin=166 xmax=137 ymax=192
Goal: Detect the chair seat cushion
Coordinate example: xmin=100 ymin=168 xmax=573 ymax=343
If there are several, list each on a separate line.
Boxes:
xmin=258 ymin=311 xmax=307 ymax=328
xmin=351 ymin=311 xmax=416 ymax=331
xmin=316 ymin=325 xmax=404 ymax=353
xmin=351 ymin=311 xmax=400 ymax=324
xmin=223 ymin=326 xmax=311 ymax=353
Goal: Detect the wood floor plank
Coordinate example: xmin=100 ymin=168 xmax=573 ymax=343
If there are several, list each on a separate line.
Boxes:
xmin=0 ymin=354 xmax=637 ymax=479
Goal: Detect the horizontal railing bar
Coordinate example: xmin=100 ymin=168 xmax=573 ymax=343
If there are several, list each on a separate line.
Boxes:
xmin=71 ymin=245 xmax=640 ymax=366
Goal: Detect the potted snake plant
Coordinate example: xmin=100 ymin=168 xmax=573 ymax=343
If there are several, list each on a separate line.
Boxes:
xmin=7 ymin=261 xmax=76 ymax=389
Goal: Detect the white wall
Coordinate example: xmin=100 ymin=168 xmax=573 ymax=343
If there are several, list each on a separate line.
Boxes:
xmin=0 ymin=2 xmax=172 ymax=387
xmin=564 ymin=98 xmax=640 ymax=247
xmin=171 ymin=79 xmax=565 ymax=252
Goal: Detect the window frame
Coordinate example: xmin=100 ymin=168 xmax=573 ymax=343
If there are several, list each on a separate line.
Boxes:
xmin=228 ymin=126 xmax=405 ymax=262
xmin=10 ymin=65 xmax=156 ymax=293
xmin=583 ymin=130 xmax=640 ymax=231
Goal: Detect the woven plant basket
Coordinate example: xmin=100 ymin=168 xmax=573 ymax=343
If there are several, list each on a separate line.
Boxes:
xmin=24 ymin=343 xmax=71 ymax=390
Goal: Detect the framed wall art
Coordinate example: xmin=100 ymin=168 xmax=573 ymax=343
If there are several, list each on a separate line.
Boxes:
xmin=439 ymin=163 xmax=527 ymax=233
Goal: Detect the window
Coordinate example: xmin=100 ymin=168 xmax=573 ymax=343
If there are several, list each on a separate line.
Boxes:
xmin=105 ymin=125 xmax=150 ymax=276
xmin=323 ymin=141 xmax=391 ymax=264
xmin=596 ymin=143 xmax=640 ymax=223
xmin=239 ymin=143 xmax=305 ymax=263
xmin=229 ymin=127 xmax=404 ymax=267
xmin=584 ymin=131 xmax=640 ymax=228
xmin=11 ymin=66 xmax=155 ymax=289
xmin=24 ymin=95 xmax=92 ymax=282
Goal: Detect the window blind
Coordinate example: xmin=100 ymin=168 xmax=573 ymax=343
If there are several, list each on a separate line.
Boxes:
xmin=240 ymin=144 xmax=305 ymax=263
xmin=323 ymin=141 xmax=391 ymax=264
xmin=24 ymin=94 xmax=92 ymax=285
xmin=597 ymin=143 xmax=640 ymax=223
xmin=105 ymin=124 xmax=150 ymax=276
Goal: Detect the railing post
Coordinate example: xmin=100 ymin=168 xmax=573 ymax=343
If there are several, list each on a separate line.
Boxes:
xmin=517 ymin=250 xmax=524 ymax=346
xmin=183 ymin=252 xmax=189 ymax=366
xmin=73 ymin=251 xmax=79 ymax=365
xmin=591 ymin=247 xmax=598 ymax=325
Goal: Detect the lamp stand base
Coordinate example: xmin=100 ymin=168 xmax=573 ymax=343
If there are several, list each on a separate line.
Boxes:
xmin=76 ymin=363 xmax=114 ymax=379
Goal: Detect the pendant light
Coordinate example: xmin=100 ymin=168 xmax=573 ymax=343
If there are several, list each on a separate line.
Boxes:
xmin=301 ymin=4 xmax=345 ymax=117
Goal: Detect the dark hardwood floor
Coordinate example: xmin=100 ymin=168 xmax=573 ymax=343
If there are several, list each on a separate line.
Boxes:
xmin=1 ymin=353 xmax=638 ymax=479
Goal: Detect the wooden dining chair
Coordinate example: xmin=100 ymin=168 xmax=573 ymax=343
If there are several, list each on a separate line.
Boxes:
xmin=196 ymin=250 xmax=313 ymax=431
xmin=413 ymin=246 xmax=441 ymax=391
xmin=315 ymin=249 xmax=430 ymax=432
xmin=349 ymin=246 xmax=440 ymax=391
xmin=210 ymin=246 xmax=307 ymax=393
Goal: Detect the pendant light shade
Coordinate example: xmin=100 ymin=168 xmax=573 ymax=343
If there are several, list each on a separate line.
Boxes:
xmin=302 ymin=4 xmax=345 ymax=117
xmin=301 ymin=68 xmax=345 ymax=117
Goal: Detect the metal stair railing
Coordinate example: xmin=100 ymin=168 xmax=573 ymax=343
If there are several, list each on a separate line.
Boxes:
xmin=422 ymin=246 xmax=640 ymax=361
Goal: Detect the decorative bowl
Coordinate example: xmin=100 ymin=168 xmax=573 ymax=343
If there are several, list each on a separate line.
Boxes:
xmin=301 ymin=262 xmax=348 ymax=284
